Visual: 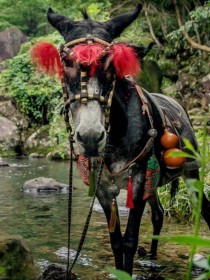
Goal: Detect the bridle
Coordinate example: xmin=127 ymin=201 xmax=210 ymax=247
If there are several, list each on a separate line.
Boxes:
xmin=59 ymin=35 xmax=117 ymax=135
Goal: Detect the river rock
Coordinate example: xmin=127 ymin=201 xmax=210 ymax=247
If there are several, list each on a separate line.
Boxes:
xmin=0 ymin=96 xmax=28 ymax=128
xmin=29 ymin=153 xmax=45 ymax=158
xmin=0 ymin=158 xmax=10 ymax=167
xmin=42 ymin=264 xmax=76 ymax=280
xmin=0 ymin=27 xmax=28 ymax=65
xmin=46 ymin=150 xmax=70 ymax=160
xmin=22 ymin=177 xmax=68 ymax=193
xmin=0 ymin=235 xmax=39 ymax=280
xmin=24 ymin=127 xmax=51 ymax=151
xmin=0 ymin=116 xmax=20 ymax=150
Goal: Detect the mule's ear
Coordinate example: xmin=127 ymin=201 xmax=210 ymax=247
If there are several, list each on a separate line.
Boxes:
xmin=103 ymin=4 xmax=142 ymax=39
xmin=47 ymin=8 xmax=75 ymax=38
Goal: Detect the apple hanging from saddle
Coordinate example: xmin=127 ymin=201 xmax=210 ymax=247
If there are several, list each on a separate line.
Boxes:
xmin=161 ymin=129 xmax=186 ymax=169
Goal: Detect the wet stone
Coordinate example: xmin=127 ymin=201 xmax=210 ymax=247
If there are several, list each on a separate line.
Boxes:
xmin=22 ymin=177 xmax=68 ymax=193
xmin=0 ymin=159 xmax=10 ymax=167
xmin=42 ymin=264 xmax=77 ymax=280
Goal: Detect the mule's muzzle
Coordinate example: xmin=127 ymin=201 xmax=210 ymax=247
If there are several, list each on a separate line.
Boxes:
xmin=75 ymin=130 xmax=106 ymax=157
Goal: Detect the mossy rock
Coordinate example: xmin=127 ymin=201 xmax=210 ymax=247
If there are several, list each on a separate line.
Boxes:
xmin=137 ymin=60 xmax=163 ymax=93
xmin=0 ymin=148 xmax=17 ymax=158
xmin=0 ymin=236 xmax=39 ymax=280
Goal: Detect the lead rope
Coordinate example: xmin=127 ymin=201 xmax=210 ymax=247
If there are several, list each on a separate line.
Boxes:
xmin=67 ymin=159 xmax=104 ymax=279
xmin=66 ymin=135 xmax=74 ymax=278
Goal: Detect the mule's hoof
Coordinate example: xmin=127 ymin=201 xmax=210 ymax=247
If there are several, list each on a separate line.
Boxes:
xmin=137 ymin=246 xmax=148 ymax=257
xmin=150 ymin=253 xmax=158 ymax=260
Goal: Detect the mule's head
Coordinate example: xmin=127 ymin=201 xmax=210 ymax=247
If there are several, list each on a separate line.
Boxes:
xmin=47 ymin=5 xmax=142 ymax=157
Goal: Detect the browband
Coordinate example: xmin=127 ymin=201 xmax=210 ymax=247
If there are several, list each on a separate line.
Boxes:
xmin=64 ymin=34 xmax=111 ymax=48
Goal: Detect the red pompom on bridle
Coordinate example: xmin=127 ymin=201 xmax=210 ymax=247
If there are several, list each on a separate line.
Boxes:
xmin=111 ymin=44 xmax=140 ymax=78
xmin=30 ymin=41 xmax=140 ymax=79
xmin=31 ymin=41 xmax=63 ymax=79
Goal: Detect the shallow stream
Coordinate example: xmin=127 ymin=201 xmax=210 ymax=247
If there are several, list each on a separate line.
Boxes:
xmin=0 ymin=158 xmax=209 ymax=279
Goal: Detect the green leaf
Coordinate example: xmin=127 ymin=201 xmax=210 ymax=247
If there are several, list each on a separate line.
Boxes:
xmin=183 ymin=139 xmax=200 ymax=159
xmin=153 ymin=235 xmax=210 ymax=247
xmin=167 ymin=150 xmax=197 ymax=160
xmin=108 ymin=267 xmax=133 ymax=280
xmin=0 ymin=267 xmax=6 ymax=275
xmin=195 ymin=272 xmax=210 ymax=280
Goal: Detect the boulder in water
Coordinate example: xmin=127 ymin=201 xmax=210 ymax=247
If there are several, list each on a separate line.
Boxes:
xmin=0 ymin=158 xmax=10 ymax=167
xmin=22 ymin=177 xmax=68 ymax=193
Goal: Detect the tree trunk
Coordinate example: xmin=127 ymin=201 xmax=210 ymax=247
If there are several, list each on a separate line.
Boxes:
xmin=144 ymin=5 xmax=163 ymax=48
xmin=173 ymin=0 xmax=210 ymax=52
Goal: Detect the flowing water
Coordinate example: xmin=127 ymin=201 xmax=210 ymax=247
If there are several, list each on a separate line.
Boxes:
xmin=0 ymin=158 xmax=209 ymax=280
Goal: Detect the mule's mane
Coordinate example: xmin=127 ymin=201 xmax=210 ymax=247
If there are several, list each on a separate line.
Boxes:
xmin=81 ymin=9 xmax=89 ymax=19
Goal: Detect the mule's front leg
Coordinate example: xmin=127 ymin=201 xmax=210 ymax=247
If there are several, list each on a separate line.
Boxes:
xmin=123 ymin=171 xmax=146 ymax=275
xmin=96 ymin=187 xmax=124 ymax=270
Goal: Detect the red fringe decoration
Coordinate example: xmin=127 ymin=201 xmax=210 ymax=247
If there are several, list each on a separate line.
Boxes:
xmin=111 ymin=44 xmax=140 ymax=78
xmin=30 ymin=41 xmax=140 ymax=79
xmin=72 ymin=43 xmax=104 ymax=76
xmin=31 ymin=42 xmax=63 ymax=79
xmin=126 ymin=176 xmax=134 ymax=208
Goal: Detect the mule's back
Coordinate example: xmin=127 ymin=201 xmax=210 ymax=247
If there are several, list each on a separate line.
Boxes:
xmin=150 ymin=93 xmax=200 ymax=184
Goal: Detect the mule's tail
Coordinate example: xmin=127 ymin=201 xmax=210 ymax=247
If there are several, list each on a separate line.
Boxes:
xmin=170 ymin=178 xmax=179 ymax=206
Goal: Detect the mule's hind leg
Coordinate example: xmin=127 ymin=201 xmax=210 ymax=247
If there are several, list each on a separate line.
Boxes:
xmin=184 ymin=169 xmax=210 ymax=229
xmin=170 ymin=178 xmax=179 ymax=206
xmin=147 ymin=191 xmax=164 ymax=259
xmin=201 ymin=193 xmax=210 ymax=229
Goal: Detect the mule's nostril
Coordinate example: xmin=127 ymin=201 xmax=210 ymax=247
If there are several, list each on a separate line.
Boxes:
xmin=97 ymin=131 xmax=105 ymax=143
xmin=76 ymin=130 xmax=105 ymax=145
xmin=77 ymin=132 xmax=83 ymax=142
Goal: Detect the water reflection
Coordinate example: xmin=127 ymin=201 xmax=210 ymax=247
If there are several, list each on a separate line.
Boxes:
xmin=0 ymin=158 xmax=209 ymax=279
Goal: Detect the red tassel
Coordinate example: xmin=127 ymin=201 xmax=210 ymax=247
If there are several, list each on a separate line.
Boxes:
xmin=126 ymin=176 xmax=134 ymax=208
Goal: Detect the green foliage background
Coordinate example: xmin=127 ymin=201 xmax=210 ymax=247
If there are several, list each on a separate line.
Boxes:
xmin=0 ymin=1 xmax=209 ymax=278
xmin=0 ymin=0 xmax=209 ymax=159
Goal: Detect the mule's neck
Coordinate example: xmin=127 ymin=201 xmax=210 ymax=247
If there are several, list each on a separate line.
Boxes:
xmin=107 ymin=78 xmax=150 ymax=161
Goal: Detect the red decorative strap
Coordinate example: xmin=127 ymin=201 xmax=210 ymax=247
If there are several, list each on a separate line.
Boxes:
xmin=126 ymin=176 xmax=134 ymax=208
xmin=77 ymin=155 xmax=90 ymax=186
xmin=143 ymin=169 xmax=156 ymax=200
